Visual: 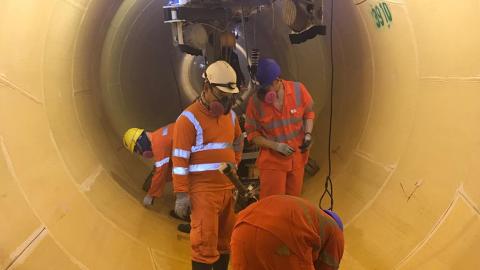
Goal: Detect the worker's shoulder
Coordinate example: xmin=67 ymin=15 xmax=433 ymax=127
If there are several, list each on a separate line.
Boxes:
xmin=177 ymin=102 xmax=199 ymax=118
xmin=165 ymin=122 xmax=175 ymax=129
xmin=261 ymin=195 xmax=310 ymax=208
xmin=283 ymin=79 xmax=307 ymax=90
xmin=151 ymin=128 xmax=165 ymax=138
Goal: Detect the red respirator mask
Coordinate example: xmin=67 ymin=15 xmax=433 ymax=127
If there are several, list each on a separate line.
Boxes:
xmin=264 ymin=90 xmax=277 ymax=104
xmin=205 ymin=82 xmax=237 ymax=117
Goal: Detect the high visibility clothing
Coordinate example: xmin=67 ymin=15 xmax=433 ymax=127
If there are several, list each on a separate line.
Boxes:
xmin=172 ymin=100 xmax=243 ymax=264
xmin=148 ymin=123 xmax=175 ymax=197
xmin=231 ymin=195 xmax=344 ymax=270
xmin=172 ymin=100 xmax=243 ymax=193
xmin=190 ymin=190 xmax=236 ymax=264
xmin=245 ymin=80 xmax=314 ymax=171
xmin=245 ymin=80 xmax=314 ymax=199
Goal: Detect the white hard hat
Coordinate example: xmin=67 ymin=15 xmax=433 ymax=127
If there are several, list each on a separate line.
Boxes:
xmin=204 ymin=60 xmax=239 ymax=94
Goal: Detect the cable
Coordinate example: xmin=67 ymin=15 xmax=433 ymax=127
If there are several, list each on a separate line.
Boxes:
xmin=319 ymin=0 xmax=334 ymax=211
xmin=253 ymin=8 xmax=257 ymax=47
xmin=167 ymin=47 xmax=184 ymax=114
xmin=271 ymin=1 xmax=275 ymax=31
xmin=241 ymin=6 xmax=249 ymax=62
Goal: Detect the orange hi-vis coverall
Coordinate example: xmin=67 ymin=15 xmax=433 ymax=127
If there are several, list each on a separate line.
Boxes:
xmin=231 ymin=195 xmax=344 ymax=270
xmin=172 ymin=100 xmax=243 ymax=264
xmin=148 ymin=123 xmax=174 ymax=198
xmin=245 ymin=80 xmax=315 ymax=199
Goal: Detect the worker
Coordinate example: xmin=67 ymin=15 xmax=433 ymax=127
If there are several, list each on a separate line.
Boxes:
xmin=123 ymin=123 xmax=177 ymax=206
xmin=245 ymin=58 xmax=315 ymax=199
xmin=172 ymin=60 xmax=244 ymax=270
xmin=230 ymin=195 xmax=344 ymax=270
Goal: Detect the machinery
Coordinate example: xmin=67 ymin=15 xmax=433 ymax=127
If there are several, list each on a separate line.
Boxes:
xmin=218 ymin=162 xmax=259 ymax=213
xmin=163 ymin=0 xmax=326 ymax=59
xmin=282 ymin=0 xmax=326 ymax=44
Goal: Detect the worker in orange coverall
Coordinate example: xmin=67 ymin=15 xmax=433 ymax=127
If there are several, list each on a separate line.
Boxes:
xmin=172 ymin=60 xmax=244 ymax=270
xmin=231 ymin=195 xmax=344 ymax=270
xmin=245 ymin=58 xmax=315 ymax=199
xmin=123 ymin=123 xmax=175 ymax=207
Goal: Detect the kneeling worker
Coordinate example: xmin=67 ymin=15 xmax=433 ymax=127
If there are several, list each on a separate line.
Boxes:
xmin=231 ymin=195 xmax=344 ymax=270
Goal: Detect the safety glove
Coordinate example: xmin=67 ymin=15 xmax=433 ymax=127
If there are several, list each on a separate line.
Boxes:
xmin=274 ymin=142 xmax=295 ymax=156
xmin=174 ymin=192 xmax=191 ymax=220
xmin=143 ymin=194 xmax=154 ymax=207
xmin=299 ymin=133 xmax=312 ymax=153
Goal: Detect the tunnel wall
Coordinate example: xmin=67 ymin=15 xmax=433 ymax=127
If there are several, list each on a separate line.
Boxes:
xmin=1 ymin=0 xmax=480 ymax=269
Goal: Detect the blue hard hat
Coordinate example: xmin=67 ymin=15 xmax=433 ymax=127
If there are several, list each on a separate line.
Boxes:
xmin=323 ymin=209 xmax=344 ymax=231
xmin=256 ymin=58 xmax=281 ymax=87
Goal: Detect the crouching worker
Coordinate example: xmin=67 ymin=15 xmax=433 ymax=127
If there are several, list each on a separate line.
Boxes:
xmin=123 ymin=123 xmax=175 ymax=206
xmin=123 ymin=124 xmax=190 ymax=222
xmin=231 ymin=195 xmax=344 ymax=270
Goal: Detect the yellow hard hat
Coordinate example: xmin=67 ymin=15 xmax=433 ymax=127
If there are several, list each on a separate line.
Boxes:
xmin=123 ymin=128 xmax=144 ymax=153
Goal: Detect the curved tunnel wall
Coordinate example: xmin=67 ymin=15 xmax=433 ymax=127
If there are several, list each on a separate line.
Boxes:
xmin=1 ymin=0 xmax=480 ymax=269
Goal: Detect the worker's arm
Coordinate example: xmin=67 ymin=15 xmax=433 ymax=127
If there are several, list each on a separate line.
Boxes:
xmin=314 ymin=228 xmax=344 ymax=270
xmin=244 ymin=97 xmax=262 ymax=141
xmin=303 ymin=102 xmax=314 ymax=134
xmin=251 ymin=135 xmax=276 ymax=150
xmin=245 ymin=96 xmax=275 ymax=149
xmin=233 ymin=115 xmax=244 ymax=165
xmin=301 ymin=83 xmax=315 ymax=132
xmin=251 ymin=128 xmax=295 ymax=156
xmin=299 ymin=84 xmax=315 ymax=152
xmin=314 ymin=261 xmax=338 ymax=270
xmin=171 ymin=113 xmax=195 ymax=193
xmin=147 ymin=164 xmax=169 ymax=197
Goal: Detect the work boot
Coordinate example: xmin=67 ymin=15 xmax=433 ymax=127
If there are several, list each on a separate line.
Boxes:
xmin=212 ymin=254 xmax=229 ymax=270
xmin=178 ymin=223 xmax=191 ymax=234
xmin=192 ymin=260 xmax=212 ymax=270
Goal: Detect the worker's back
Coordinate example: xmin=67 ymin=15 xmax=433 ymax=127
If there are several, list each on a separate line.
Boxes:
xmin=150 ymin=123 xmax=174 ymax=167
xmin=233 ymin=195 xmax=344 ymax=269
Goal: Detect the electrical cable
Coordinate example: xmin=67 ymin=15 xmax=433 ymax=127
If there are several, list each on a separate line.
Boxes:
xmin=319 ymin=0 xmax=334 ymax=211
xmin=241 ymin=6 xmax=249 ymax=62
xmin=253 ymin=8 xmax=257 ymax=47
xmin=271 ymin=1 xmax=275 ymax=31
xmin=167 ymin=46 xmax=184 ymax=114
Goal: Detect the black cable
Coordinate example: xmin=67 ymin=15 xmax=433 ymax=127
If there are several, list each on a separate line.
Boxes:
xmin=168 ymin=47 xmax=184 ymax=114
xmin=241 ymin=6 xmax=250 ymax=62
xmin=319 ymin=0 xmax=334 ymax=211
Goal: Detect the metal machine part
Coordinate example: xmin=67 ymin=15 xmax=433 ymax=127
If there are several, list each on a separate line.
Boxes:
xmin=282 ymin=0 xmax=326 ymax=43
xmin=218 ymin=162 xmax=259 ymax=213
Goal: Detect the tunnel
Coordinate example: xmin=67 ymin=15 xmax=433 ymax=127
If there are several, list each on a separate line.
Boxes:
xmin=1 ymin=0 xmax=480 ymax=269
